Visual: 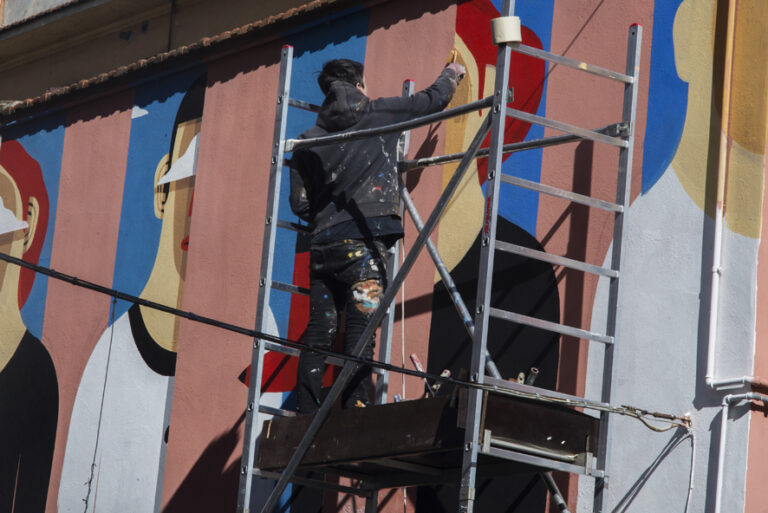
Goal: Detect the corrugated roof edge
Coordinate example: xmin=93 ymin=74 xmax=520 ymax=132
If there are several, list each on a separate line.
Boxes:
xmin=0 ymin=0 xmax=351 ymax=119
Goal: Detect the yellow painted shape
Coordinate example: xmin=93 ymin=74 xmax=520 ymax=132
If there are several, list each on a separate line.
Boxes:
xmin=435 ymin=35 xmax=487 ymax=282
xmin=726 ymin=141 xmax=764 ymax=238
xmin=729 ymin=0 xmax=768 ymax=154
xmin=0 ymin=164 xmax=27 ymax=373
xmin=671 ymin=0 xmax=767 ymax=238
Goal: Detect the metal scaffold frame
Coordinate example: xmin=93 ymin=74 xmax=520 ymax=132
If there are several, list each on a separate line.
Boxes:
xmin=237 ymin=3 xmax=642 ymax=511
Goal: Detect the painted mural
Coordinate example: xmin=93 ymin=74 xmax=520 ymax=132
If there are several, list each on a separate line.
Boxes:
xmin=56 ymin=71 xmax=205 ymax=512
xmin=0 ymin=138 xmax=59 ymax=512
xmin=1 ymin=0 xmax=767 ymax=512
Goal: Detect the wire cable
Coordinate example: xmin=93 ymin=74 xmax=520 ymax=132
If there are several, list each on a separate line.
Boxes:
xmin=0 ymin=250 xmax=690 ymax=432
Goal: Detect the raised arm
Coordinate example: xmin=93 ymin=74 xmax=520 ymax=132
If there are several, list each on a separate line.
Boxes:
xmin=367 ymin=63 xmax=465 ymax=124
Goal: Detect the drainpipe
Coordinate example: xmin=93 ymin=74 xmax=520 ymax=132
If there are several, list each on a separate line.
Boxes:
xmin=703 ymin=0 xmax=768 ymax=393
xmin=714 ymin=393 xmax=768 ymax=513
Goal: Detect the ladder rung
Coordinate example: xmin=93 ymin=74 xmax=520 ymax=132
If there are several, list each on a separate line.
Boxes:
xmin=483 ymin=376 xmax=610 ymax=410
xmin=506 ymin=108 xmax=628 ymax=148
xmin=487 ymin=436 xmax=578 ymax=462
xmin=488 ymin=307 xmax=614 ymax=344
xmin=258 ymin=404 xmax=297 ymax=417
xmin=499 ymin=173 xmax=623 ymax=212
xmin=511 ymin=43 xmax=633 ymax=84
xmin=483 ymin=445 xmax=604 ymax=478
xmin=264 ymin=341 xmax=299 ymax=357
xmin=287 ymin=98 xmax=321 ymax=112
xmin=271 ymin=280 xmax=310 ymax=296
xmin=276 ymin=218 xmax=311 ymax=233
xmin=495 ymin=240 xmax=618 ymax=278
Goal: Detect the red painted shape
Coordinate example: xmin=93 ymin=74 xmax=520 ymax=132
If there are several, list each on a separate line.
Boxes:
xmin=456 ymin=0 xmax=545 ymax=183
xmin=0 ymin=141 xmax=49 ymax=307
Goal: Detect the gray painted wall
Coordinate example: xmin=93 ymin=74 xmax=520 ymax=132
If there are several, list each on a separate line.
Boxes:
xmin=578 ymin=167 xmax=756 ymax=512
xmin=3 ymin=0 xmax=73 ymax=26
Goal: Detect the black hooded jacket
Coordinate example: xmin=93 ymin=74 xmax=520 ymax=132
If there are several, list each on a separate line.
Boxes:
xmin=289 ymin=67 xmax=459 ymax=240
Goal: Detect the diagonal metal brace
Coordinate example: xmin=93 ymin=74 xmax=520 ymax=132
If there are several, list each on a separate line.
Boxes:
xmin=258 ymin=112 xmax=494 ymax=513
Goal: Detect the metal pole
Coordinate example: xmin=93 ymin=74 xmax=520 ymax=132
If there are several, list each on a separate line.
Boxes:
xmin=398 ymin=123 xmax=624 ymax=172
xmin=259 ymin=111 xmax=493 ymax=513
xmin=237 ymin=44 xmax=293 ymax=513
xmin=285 ymin=95 xmax=493 ymax=151
xmin=594 ymin=25 xmax=642 ymax=513
xmin=399 ymin=182 xmax=501 ymax=379
xmin=459 ymin=0 xmax=514 ymax=510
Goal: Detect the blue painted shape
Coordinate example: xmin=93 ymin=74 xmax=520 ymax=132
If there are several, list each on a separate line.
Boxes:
xmin=2 ymin=115 xmax=66 ymax=339
xmin=266 ymin=8 xmax=369 ymax=340
xmin=642 ymin=0 xmax=687 ymax=193
xmin=492 ymin=0 xmax=555 ymax=237
xmin=111 ymin=68 xmax=206 ymax=320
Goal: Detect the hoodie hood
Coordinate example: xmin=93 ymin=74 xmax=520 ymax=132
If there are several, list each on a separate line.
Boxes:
xmin=316 ymin=80 xmax=369 ymax=132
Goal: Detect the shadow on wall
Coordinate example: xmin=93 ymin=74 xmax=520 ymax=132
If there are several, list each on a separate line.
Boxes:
xmin=692 ymin=0 xmax=737 ymax=413
xmin=162 ymin=412 xmax=246 ymax=513
xmin=611 ymin=427 xmax=694 ymax=513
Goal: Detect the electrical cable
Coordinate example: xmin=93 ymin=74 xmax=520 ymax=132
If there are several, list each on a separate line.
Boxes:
xmin=0 ymin=250 xmax=690 ymax=432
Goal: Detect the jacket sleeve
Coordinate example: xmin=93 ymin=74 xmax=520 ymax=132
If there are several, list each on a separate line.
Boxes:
xmin=367 ymin=67 xmax=459 ymax=124
xmin=288 ymin=148 xmax=322 ymax=223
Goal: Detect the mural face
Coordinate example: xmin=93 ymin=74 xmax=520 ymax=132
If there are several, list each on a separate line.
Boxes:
xmin=57 ymin=72 xmax=204 ymax=513
xmin=0 ymin=140 xmax=58 ymax=513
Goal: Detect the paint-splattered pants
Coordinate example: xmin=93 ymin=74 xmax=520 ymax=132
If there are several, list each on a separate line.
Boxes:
xmin=296 ymin=238 xmax=388 ymax=413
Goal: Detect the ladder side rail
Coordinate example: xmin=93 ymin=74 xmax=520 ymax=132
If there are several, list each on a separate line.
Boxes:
xmin=459 ymin=0 xmax=514 ymax=509
xmin=594 ymin=24 xmax=642 ymax=513
xmin=375 ymin=79 xmax=414 ymax=405
xmin=511 ymin=43 xmax=633 ymax=84
xmin=237 ymin=44 xmax=294 ymax=513
xmin=398 ymin=122 xmax=624 ymax=172
xmin=259 ymin=111 xmax=494 ymax=513
xmin=285 ymin=95 xmax=494 ymax=151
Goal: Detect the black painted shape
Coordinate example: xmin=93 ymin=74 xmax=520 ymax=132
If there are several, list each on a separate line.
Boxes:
xmin=420 ymin=217 xmax=560 ymax=512
xmin=129 ymin=303 xmax=177 ymax=377
xmin=0 ymin=331 xmax=59 ymax=513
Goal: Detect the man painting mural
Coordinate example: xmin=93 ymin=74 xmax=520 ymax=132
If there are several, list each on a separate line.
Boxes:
xmin=58 ymin=76 xmax=204 ymax=512
xmin=289 ymin=59 xmax=465 ymax=413
xmin=0 ymin=139 xmax=58 ymax=512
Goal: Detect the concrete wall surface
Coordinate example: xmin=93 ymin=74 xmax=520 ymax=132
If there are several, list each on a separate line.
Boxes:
xmin=0 ymin=1 xmax=767 ymax=512
xmin=2 ymin=0 xmax=72 ymax=26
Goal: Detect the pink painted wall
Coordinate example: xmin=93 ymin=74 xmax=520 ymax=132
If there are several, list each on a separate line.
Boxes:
xmin=160 ymin=44 xmax=283 ymax=511
xmin=539 ymin=4 xmax=652 ymax=508
xmin=42 ymin=92 xmax=133 ymax=512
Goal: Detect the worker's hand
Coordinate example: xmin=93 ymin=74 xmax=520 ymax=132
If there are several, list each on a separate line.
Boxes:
xmin=445 ymin=62 xmax=466 ymax=83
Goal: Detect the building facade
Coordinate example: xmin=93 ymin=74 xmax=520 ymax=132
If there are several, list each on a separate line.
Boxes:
xmin=0 ymin=1 xmax=766 ymax=512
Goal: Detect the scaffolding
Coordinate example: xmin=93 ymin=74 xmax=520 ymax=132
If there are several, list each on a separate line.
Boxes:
xmin=237 ymin=2 xmax=642 ymax=511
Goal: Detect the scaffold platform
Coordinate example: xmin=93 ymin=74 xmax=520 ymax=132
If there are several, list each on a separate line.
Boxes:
xmin=258 ymin=391 xmax=600 ymax=490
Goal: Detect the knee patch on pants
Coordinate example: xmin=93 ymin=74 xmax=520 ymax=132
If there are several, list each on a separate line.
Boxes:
xmin=350 ymin=279 xmax=384 ymax=313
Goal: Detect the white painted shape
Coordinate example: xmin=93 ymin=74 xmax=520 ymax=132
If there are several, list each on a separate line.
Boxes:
xmin=59 ymin=311 xmax=173 ymax=513
xmin=579 ymin=167 xmax=755 ymax=513
xmin=157 ymin=134 xmax=199 ymax=185
xmin=0 ymin=196 xmax=28 ymax=236
xmin=132 ymin=106 xmax=150 ymax=119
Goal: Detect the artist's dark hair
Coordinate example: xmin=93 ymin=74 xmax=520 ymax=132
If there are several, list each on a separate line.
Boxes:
xmin=317 ymin=59 xmax=364 ymax=95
